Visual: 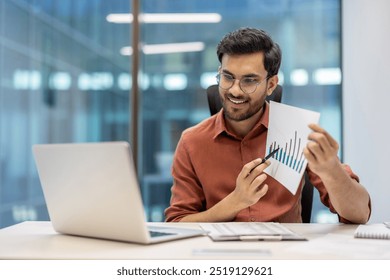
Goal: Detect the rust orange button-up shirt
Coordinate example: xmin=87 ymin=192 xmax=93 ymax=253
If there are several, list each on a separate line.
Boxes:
xmin=165 ymin=102 xmax=359 ymax=223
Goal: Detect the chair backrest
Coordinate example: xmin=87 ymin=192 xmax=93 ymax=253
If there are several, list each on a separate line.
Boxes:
xmin=205 ymin=84 xmax=313 ymax=223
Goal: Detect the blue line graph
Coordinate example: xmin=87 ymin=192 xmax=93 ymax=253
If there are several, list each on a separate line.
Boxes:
xmin=268 ymin=130 xmax=306 ymax=173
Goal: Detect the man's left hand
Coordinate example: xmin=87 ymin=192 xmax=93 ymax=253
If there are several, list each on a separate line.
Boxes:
xmin=303 ymin=123 xmax=341 ymax=176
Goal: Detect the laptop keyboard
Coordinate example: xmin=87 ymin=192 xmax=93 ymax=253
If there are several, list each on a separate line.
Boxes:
xmin=149 ymin=230 xmax=177 ymax=238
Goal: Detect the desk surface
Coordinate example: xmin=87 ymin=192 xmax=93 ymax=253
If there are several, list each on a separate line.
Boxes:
xmin=0 ymin=221 xmax=389 ymax=260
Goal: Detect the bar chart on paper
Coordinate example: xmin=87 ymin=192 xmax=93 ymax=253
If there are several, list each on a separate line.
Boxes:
xmin=267 ymin=130 xmax=306 ymax=174
xmin=265 ymin=102 xmax=320 ymax=194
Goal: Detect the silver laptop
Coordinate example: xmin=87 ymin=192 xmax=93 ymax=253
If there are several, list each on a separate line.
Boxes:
xmin=32 ymin=141 xmax=205 ymax=244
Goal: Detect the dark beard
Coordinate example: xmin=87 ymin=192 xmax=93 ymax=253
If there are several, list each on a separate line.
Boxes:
xmin=222 ymin=98 xmax=264 ymax=121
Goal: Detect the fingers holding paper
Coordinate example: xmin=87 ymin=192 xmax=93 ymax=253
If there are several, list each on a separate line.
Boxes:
xmin=303 ymin=123 xmax=341 ymax=176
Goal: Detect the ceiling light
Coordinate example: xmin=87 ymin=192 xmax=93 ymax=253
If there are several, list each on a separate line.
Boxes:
xmin=106 ymin=13 xmax=222 ymax=24
xmin=290 ymin=69 xmax=309 ymax=86
xmin=142 ymin=42 xmax=205 ymax=54
xmin=120 ymin=42 xmax=205 ymax=56
xmin=313 ymin=68 xmax=342 ymax=85
xmin=106 ymin=13 xmax=133 ymax=23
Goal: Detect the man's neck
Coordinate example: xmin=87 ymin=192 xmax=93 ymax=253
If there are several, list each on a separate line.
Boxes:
xmin=225 ymin=106 xmax=264 ymax=138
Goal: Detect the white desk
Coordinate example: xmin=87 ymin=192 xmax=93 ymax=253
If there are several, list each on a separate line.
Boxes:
xmin=0 ymin=221 xmax=389 ymax=260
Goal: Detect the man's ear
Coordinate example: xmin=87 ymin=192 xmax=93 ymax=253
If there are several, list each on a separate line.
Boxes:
xmin=266 ymin=75 xmax=279 ymax=96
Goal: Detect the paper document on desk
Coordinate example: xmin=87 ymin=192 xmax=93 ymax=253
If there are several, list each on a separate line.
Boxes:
xmin=265 ymin=101 xmax=320 ymax=194
xmin=200 ymin=222 xmax=307 ymax=241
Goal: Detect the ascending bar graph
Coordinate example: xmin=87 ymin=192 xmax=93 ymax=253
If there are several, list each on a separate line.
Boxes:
xmin=268 ymin=130 xmax=306 ymax=174
xmin=265 ymin=101 xmax=320 ymax=194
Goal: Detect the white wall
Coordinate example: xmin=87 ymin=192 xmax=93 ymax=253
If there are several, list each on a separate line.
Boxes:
xmin=343 ymin=0 xmax=390 ymax=223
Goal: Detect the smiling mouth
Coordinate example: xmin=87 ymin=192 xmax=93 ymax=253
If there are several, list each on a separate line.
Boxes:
xmin=228 ymin=96 xmax=247 ymax=104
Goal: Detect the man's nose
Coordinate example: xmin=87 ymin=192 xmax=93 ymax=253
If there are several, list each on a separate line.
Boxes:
xmin=229 ymin=79 xmax=245 ymax=95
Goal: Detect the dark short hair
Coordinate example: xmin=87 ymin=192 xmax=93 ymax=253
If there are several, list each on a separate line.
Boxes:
xmin=216 ymin=27 xmax=282 ymax=77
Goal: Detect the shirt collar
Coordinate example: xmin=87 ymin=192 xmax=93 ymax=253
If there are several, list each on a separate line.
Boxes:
xmin=213 ymin=101 xmax=270 ymax=139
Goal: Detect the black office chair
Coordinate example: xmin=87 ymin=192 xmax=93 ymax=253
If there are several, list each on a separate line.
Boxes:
xmin=206 ymin=84 xmax=314 ymax=223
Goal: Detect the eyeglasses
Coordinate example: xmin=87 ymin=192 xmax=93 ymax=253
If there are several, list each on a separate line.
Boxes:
xmin=216 ymin=72 xmax=268 ymax=94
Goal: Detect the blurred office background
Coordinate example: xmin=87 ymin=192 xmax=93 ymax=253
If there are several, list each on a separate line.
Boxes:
xmin=0 ymin=0 xmax=345 ymax=228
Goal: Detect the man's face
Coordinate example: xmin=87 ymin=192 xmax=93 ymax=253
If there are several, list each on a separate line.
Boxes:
xmin=219 ymin=52 xmax=270 ymax=122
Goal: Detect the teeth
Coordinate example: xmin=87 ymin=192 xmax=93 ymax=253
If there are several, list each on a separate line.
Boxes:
xmin=228 ymin=97 xmax=246 ymax=104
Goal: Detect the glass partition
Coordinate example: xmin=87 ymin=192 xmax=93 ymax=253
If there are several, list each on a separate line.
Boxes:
xmin=0 ymin=0 xmax=131 ymax=227
xmin=137 ymin=0 xmax=342 ymax=222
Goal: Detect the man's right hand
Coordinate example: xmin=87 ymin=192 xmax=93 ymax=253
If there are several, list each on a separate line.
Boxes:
xmin=178 ymin=158 xmax=270 ymax=223
xmin=232 ymin=158 xmax=270 ymax=208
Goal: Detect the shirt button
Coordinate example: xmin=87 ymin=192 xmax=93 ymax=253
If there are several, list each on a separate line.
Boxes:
xmin=250 ymin=217 xmax=256 ymax=222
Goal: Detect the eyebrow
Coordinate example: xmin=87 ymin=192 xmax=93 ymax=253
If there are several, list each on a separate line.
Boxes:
xmin=221 ymin=69 xmax=261 ymax=79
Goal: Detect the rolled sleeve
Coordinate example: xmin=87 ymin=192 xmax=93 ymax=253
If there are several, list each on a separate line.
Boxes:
xmin=308 ymin=164 xmax=371 ymax=224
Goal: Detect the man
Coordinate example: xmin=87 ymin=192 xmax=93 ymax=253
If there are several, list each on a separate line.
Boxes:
xmin=165 ymin=27 xmax=370 ymax=224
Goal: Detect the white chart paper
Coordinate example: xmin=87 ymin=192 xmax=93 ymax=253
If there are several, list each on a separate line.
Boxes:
xmin=264 ymin=101 xmax=320 ymax=194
